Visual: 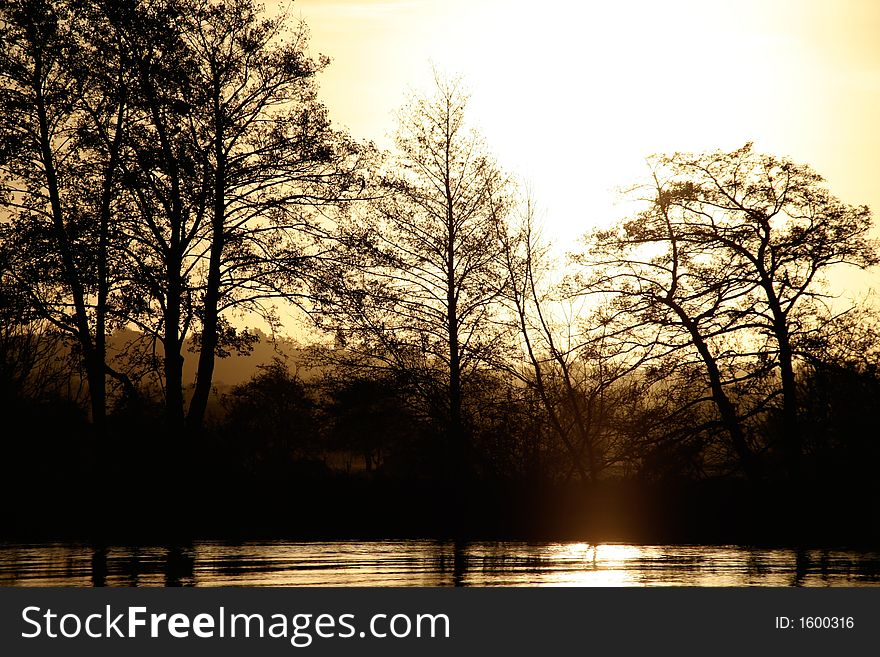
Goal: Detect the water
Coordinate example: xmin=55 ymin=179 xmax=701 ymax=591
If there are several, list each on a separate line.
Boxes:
xmin=1 ymin=541 xmax=879 ymax=587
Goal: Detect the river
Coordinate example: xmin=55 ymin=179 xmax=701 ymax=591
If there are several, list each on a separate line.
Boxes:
xmin=2 ymin=541 xmax=879 ymax=586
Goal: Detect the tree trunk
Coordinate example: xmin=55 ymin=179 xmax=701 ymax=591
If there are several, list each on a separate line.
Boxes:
xmin=447 ymin=254 xmax=466 ymax=478
xmin=188 ymin=90 xmax=225 ymax=432
xmin=35 ymin=51 xmax=107 ymax=442
xmin=444 ymin=120 xmax=467 ymax=481
xmin=761 ymin=280 xmax=800 ymax=480
xmin=164 ymin=255 xmax=186 ymax=439
xmin=671 ymin=301 xmax=761 ymax=482
xmin=775 ymin=318 xmax=800 ymax=480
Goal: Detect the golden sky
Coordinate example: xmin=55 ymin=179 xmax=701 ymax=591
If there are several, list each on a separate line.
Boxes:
xmin=287 ymin=0 xmax=880 ymax=294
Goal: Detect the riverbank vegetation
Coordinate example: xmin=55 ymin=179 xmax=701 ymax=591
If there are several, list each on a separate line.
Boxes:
xmin=2 ymin=0 xmax=879 ymax=544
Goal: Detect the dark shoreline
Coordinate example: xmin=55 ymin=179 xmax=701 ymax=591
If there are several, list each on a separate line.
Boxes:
xmin=4 ymin=475 xmax=879 ymax=549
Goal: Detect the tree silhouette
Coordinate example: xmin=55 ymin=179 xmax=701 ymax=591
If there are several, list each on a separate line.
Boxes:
xmin=578 ymin=144 xmax=877 ymax=480
xmin=500 ymin=204 xmax=649 ymax=483
xmin=221 ymin=358 xmax=319 ymax=480
xmin=102 ymin=0 xmax=361 ymax=439
xmin=580 ymin=179 xmax=764 ymax=479
xmin=103 ymin=0 xmax=207 ymax=439
xmin=651 ymin=144 xmax=876 ymax=478
xmin=178 ymin=0 xmax=363 ymax=432
xmin=327 ymin=74 xmax=513 ymax=477
xmin=0 ymin=0 xmax=134 ymax=446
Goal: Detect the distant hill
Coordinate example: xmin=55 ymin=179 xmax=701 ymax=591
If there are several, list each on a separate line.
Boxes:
xmin=107 ymin=327 xmax=320 ymax=389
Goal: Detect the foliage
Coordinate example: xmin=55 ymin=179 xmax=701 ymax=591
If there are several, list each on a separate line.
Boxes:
xmin=221 ymin=358 xmax=319 ymax=478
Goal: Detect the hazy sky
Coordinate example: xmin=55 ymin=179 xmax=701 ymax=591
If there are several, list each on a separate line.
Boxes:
xmin=286 ymin=0 xmax=880 ymax=290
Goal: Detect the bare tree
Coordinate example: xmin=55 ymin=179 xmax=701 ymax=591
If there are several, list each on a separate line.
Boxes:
xmin=577 ymin=179 xmax=763 ymax=479
xmin=326 ymin=74 xmax=513 ymax=476
xmin=108 ymin=0 xmax=361 ymax=437
xmin=649 ymin=144 xmax=876 ymax=478
xmin=178 ymin=0 xmax=363 ymax=431
xmin=499 ymin=203 xmax=657 ymax=483
xmin=575 ymin=144 xmax=877 ymax=480
xmin=0 ymin=0 xmax=133 ymax=443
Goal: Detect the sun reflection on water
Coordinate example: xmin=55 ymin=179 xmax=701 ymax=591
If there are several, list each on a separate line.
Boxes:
xmin=1 ymin=541 xmax=879 ymax=587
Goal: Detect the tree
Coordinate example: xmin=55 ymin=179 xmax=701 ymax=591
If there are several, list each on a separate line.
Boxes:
xmin=327 ymin=74 xmax=513 ymax=477
xmin=97 ymin=0 xmax=206 ymax=439
xmin=322 ymin=373 xmax=419 ymax=474
xmin=109 ymin=0 xmax=361 ymax=438
xmin=651 ymin=144 xmax=876 ymax=478
xmin=499 ymin=204 xmax=650 ymax=483
xmin=577 ymin=144 xmax=877 ymax=480
xmin=0 ymin=0 xmax=133 ymax=444
xmin=179 ymin=0 xmax=362 ymax=432
xmin=579 ymin=176 xmax=765 ymax=480
xmin=221 ymin=358 xmax=319 ymax=479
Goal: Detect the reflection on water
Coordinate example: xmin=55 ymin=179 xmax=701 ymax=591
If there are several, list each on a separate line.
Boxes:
xmin=1 ymin=541 xmax=879 ymax=587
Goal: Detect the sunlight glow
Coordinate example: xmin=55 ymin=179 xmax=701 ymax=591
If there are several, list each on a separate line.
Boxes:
xmin=294 ymin=0 xmax=880 ymax=255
